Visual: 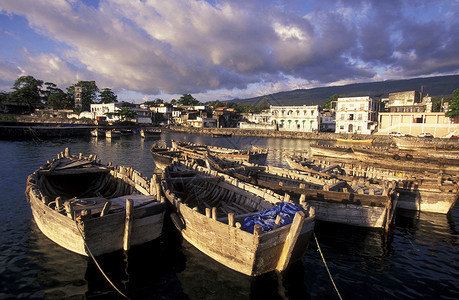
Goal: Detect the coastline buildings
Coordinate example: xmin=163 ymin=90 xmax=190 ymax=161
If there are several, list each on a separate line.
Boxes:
xmin=270 ymin=105 xmax=320 ymax=132
xmin=378 ymin=91 xmax=457 ymax=137
xmin=335 ymin=96 xmax=379 ymax=135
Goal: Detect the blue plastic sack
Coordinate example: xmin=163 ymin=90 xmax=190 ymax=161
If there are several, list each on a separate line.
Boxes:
xmin=241 ymin=202 xmax=302 ymax=234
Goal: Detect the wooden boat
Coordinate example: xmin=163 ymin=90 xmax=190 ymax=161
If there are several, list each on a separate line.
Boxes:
xmin=351 ymin=146 xmax=459 ymax=175
xmin=150 ymin=145 xmax=183 ymax=170
xmin=336 ymin=138 xmax=374 ymax=145
xmin=90 ymin=129 xmax=104 ymax=137
xmin=105 ymin=129 xmax=121 ymax=138
xmin=25 ymin=148 xmax=165 ymax=256
xmin=140 ymin=128 xmax=162 ymax=138
xmin=285 ymin=155 xmax=459 ymax=214
xmin=172 ymin=140 xmax=268 ymax=164
xmin=206 ymin=154 xmax=398 ymax=230
xmin=309 ymin=143 xmax=459 ymax=175
xmin=161 ymin=161 xmax=315 ymax=276
xmin=392 ymin=136 xmax=459 ymax=151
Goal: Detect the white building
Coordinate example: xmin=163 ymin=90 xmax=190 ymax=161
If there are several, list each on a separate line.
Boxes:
xmin=270 ymin=105 xmax=320 ymax=132
xmin=90 ymin=103 xmax=122 ymax=122
xmin=335 ymin=96 xmax=379 ymax=135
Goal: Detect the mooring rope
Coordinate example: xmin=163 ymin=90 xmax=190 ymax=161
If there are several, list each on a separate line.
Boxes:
xmin=76 ymin=222 xmax=129 ymax=299
xmin=313 ymin=232 xmax=343 ymax=300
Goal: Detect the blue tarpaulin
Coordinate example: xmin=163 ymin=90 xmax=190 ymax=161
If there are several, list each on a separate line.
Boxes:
xmin=241 ymin=202 xmax=303 ymax=234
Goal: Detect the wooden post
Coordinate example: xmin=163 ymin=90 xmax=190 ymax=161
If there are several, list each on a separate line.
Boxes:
xmin=253 ymin=224 xmax=262 ymax=236
xmin=42 ymin=196 xmax=50 ymax=205
xmin=284 ymin=193 xmax=291 ymax=203
xmin=299 ymin=194 xmax=306 ymax=205
xmin=228 ymin=213 xmax=234 ymax=227
xmin=64 ymin=201 xmax=74 ymax=219
xmin=55 ymin=197 xmax=63 ymax=211
xmin=205 ymin=207 xmax=211 ymax=218
xmin=212 ymin=207 xmax=217 ymax=220
xmin=273 ymin=215 xmax=282 ymax=230
xmin=80 ymin=209 xmax=91 ymax=220
xmin=276 ymin=210 xmax=305 ymax=272
xmin=123 ymin=199 xmax=134 ymax=251
xmin=235 ymin=222 xmax=241 ymax=229
xmin=100 ymin=201 xmax=112 ymax=217
xmin=64 ymin=147 xmax=71 ymax=157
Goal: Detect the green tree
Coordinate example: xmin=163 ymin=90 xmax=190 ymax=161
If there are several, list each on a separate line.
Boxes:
xmin=42 ymin=82 xmax=63 ymax=105
xmin=170 ymin=99 xmax=177 ymax=105
xmin=105 ymin=106 xmax=137 ymax=121
xmin=66 ymin=81 xmax=99 ymax=111
xmin=99 ymin=88 xmax=118 ymax=103
xmin=445 ymin=89 xmax=459 ymax=117
xmin=47 ymin=92 xmax=73 ymax=109
xmin=177 ymin=94 xmax=200 ymax=106
xmin=9 ymin=75 xmax=44 ymax=108
xmin=323 ymin=94 xmax=343 ymax=109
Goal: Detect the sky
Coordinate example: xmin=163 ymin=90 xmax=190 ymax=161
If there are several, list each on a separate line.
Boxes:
xmin=0 ymin=0 xmax=458 ymax=103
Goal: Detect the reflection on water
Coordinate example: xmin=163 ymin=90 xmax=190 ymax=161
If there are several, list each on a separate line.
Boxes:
xmin=0 ymin=134 xmax=458 ymax=299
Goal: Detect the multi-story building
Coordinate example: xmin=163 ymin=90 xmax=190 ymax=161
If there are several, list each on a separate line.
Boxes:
xmin=270 ymin=105 xmax=320 ymax=132
xmin=335 ymin=96 xmax=379 ymax=134
xmin=320 ymin=110 xmax=336 ymax=132
xmin=213 ymin=107 xmax=241 ymax=128
xmin=383 ymin=91 xmax=432 ymax=113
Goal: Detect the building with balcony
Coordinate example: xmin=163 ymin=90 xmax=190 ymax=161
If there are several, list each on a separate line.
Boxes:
xmin=335 ymin=96 xmax=379 ymax=134
xmin=270 ymin=105 xmax=320 ymax=132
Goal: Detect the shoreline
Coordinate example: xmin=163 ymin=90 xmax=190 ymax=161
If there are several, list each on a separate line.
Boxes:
xmin=0 ymin=122 xmax=457 ymax=150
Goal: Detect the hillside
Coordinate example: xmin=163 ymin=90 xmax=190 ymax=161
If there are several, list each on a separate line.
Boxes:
xmin=230 ymin=74 xmax=459 ymax=106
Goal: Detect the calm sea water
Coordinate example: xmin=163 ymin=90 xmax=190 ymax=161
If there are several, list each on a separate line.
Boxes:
xmin=0 ymin=132 xmax=457 ymax=299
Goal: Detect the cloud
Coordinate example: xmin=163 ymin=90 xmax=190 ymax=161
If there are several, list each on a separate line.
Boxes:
xmin=0 ymin=0 xmax=458 ymax=101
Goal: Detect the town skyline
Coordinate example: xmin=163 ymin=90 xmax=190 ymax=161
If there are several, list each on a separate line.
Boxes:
xmin=1 ymin=0 xmax=458 ymax=103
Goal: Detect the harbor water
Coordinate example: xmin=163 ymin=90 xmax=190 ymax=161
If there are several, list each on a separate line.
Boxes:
xmin=0 ymin=132 xmax=458 ymax=299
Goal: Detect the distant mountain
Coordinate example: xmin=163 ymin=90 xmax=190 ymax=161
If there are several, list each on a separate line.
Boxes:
xmin=230 ymin=74 xmax=459 ymax=106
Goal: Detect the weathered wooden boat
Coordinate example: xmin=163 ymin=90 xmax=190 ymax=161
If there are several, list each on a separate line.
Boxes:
xmin=392 ymin=136 xmax=459 ymax=151
xmin=336 ymin=138 xmax=374 ymax=145
xmin=150 ymin=145 xmax=183 ymax=170
xmin=25 ymin=148 xmax=165 ymax=256
xmin=105 ymin=129 xmax=121 ymax=138
xmin=309 ymin=143 xmax=459 ymax=175
xmin=161 ymin=161 xmax=315 ymax=276
xmin=90 ymin=128 xmax=105 ymax=137
xmin=140 ymin=128 xmax=162 ymax=138
xmin=285 ymin=155 xmax=459 ymax=214
xmin=206 ymin=154 xmax=398 ymax=230
xmin=171 ymin=140 xmax=268 ymax=164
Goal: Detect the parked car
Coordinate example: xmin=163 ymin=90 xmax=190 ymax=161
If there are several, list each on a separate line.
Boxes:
xmin=389 ymin=132 xmax=406 ymax=137
xmin=450 ymin=136 xmax=459 ymax=139
xmin=418 ymin=133 xmax=433 ymax=138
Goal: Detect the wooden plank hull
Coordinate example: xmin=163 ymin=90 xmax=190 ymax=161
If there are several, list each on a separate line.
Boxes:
xmin=26 ymin=149 xmax=165 ymax=256
xmin=286 ymin=155 xmax=459 ymax=214
xmin=396 ymin=187 xmax=458 ymax=213
xmin=141 ymin=129 xmax=161 ymax=138
xmin=29 ymin=192 xmax=164 ymax=256
xmin=172 ymin=140 xmax=268 ymax=165
xmin=207 ymin=154 xmax=397 ymax=229
xmin=161 ymin=162 xmax=315 ymax=276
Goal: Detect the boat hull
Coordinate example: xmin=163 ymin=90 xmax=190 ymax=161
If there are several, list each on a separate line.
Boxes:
xmin=29 ymin=192 xmax=164 ymax=256
xmin=161 ymin=162 xmax=315 ymax=276
xmin=26 ymin=149 xmax=165 ymax=256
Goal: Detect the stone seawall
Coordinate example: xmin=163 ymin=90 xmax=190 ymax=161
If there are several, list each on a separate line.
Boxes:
xmin=169 ymin=126 xmax=395 ymax=144
xmin=169 ymin=126 xmax=459 ymax=149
